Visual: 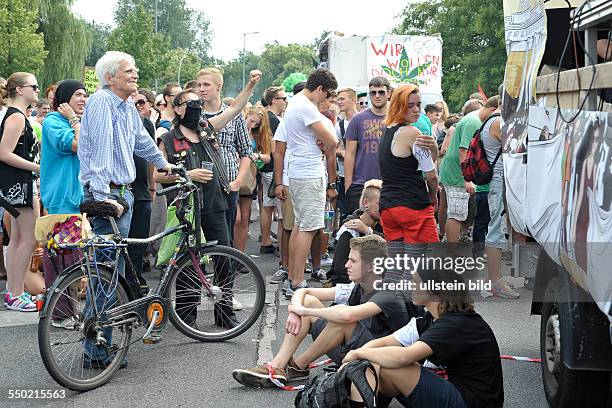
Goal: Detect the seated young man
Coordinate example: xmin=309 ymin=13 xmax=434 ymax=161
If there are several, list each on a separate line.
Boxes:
xmin=342 ymin=267 xmax=504 ymax=408
xmin=233 ymin=234 xmax=421 ymax=388
xmin=328 ymin=179 xmax=383 ymax=285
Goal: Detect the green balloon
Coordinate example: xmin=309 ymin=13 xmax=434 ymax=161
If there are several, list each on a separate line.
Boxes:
xmin=282 ymin=72 xmax=308 ymax=93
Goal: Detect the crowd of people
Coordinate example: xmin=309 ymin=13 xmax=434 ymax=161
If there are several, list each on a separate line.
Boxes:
xmin=0 ymin=50 xmax=516 ymax=406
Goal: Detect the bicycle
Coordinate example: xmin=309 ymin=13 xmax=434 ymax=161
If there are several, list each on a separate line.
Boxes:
xmin=37 ymin=166 xmax=266 ymax=391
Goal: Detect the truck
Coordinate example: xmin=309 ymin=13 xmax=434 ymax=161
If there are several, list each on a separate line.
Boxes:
xmin=502 ymin=0 xmax=612 ymax=406
xmin=320 ymin=33 xmax=444 ymax=107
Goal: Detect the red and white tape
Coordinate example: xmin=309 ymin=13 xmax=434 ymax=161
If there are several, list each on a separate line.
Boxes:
xmin=500 ymin=355 xmax=541 ymax=363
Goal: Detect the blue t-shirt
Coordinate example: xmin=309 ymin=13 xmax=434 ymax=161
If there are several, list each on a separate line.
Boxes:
xmin=413 ymin=113 xmax=432 ymax=136
xmin=40 ymin=112 xmax=83 ymax=214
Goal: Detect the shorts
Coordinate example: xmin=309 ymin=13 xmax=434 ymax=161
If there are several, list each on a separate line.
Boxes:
xmin=289 ymin=177 xmax=325 ymax=232
xmin=310 ymin=318 xmax=375 ymax=365
xmin=281 ymin=189 xmax=294 ymax=230
xmin=260 ymin=172 xmax=277 ymax=208
xmin=485 ymin=176 xmax=507 ymax=249
xmin=380 ymin=206 xmax=439 ymax=244
xmin=444 ymin=185 xmax=470 ymax=222
xmin=395 ymin=365 xmax=467 ymax=408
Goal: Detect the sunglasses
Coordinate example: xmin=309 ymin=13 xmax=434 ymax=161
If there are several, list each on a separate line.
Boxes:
xmin=135 ymin=99 xmax=148 ymax=106
xmin=369 ymin=90 xmax=387 ymax=97
xmin=23 ymin=84 xmax=40 ymax=92
xmin=156 ymin=102 xmax=167 ymax=108
xmin=359 ymin=101 xmax=369 ymax=106
xmin=178 ymin=99 xmax=203 ymax=108
xmin=274 ymin=96 xmax=287 ymax=101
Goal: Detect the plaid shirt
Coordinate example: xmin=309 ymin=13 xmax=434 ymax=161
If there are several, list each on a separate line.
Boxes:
xmin=204 ymin=103 xmax=252 ymax=182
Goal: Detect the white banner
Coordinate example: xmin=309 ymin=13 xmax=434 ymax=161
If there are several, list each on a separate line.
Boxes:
xmin=366 ymin=35 xmax=442 ymax=93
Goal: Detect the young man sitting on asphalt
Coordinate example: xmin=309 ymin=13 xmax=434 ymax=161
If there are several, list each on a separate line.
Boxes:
xmin=232 ymin=234 xmax=422 ymax=387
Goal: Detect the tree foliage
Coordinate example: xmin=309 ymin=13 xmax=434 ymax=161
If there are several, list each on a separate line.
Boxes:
xmin=220 ymin=43 xmax=316 ymax=101
xmin=394 ymin=0 xmax=506 ymax=112
xmin=0 ymin=0 xmax=47 ymax=78
xmin=85 ymin=22 xmax=111 ymax=67
xmin=37 ymin=0 xmax=92 ymax=88
xmin=113 ymin=0 xmax=212 ymax=65
xmin=107 ymin=4 xmax=168 ymax=89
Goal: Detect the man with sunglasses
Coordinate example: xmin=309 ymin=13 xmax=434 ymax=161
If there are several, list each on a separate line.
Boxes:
xmin=344 ymin=77 xmax=390 ymax=215
xmin=263 ymin=86 xmax=287 ymax=135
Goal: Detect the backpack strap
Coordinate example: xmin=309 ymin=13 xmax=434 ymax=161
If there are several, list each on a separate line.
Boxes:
xmin=491 ymin=147 xmax=502 ymax=167
xmin=342 ymin=360 xmax=378 ymax=408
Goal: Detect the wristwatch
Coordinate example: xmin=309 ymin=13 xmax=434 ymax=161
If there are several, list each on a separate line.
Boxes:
xmin=327 ymin=182 xmax=337 ymax=190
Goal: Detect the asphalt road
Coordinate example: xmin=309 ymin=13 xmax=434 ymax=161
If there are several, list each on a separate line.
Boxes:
xmin=0 ymin=221 xmax=549 ymax=407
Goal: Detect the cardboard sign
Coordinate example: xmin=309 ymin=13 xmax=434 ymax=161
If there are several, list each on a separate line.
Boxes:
xmin=366 ymin=35 xmax=442 ymax=92
xmin=82 ymin=66 xmax=100 ymax=95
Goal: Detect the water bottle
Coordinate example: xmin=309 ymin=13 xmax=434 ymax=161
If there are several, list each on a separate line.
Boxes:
xmin=324 ymin=201 xmax=335 ymax=234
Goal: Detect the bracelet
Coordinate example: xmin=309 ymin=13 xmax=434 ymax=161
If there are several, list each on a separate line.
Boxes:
xmin=69 ymin=116 xmax=80 ymax=126
xmin=275 ymin=183 xmax=283 ymax=187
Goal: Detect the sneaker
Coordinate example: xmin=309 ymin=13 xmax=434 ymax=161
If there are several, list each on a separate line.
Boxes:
xmin=233 ymin=364 xmax=287 ymax=388
xmin=286 ymin=357 xmax=310 ymax=382
xmin=311 ymin=268 xmax=326 ymax=282
xmin=459 ymin=233 xmax=472 ymax=243
xmin=232 ymin=297 xmax=244 ymax=311
xmin=320 ymin=255 xmax=333 ymax=267
xmin=281 ymin=279 xmax=291 ymax=295
xmin=270 ymin=266 xmax=288 ymax=284
xmin=481 ymin=279 xmax=520 ymax=299
xmin=51 ymin=317 xmax=78 ymax=330
xmin=305 ymin=264 xmax=313 ymax=274
xmin=285 ymin=280 xmax=308 ymax=299
xmin=4 ymin=292 xmax=37 ymax=312
xmin=260 ymin=245 xmax=276 ymax=255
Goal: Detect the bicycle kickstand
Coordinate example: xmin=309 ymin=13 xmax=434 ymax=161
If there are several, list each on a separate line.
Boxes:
xmin=142 ymin=310 xmax=162 ymax=345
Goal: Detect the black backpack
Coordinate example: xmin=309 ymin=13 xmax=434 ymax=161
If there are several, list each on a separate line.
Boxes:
xmin=294 ymin=359 xmax=378 ymax=408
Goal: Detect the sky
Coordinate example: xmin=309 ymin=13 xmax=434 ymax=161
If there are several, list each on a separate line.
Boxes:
xmin=71 ymin=0 xmax=409 ymax=62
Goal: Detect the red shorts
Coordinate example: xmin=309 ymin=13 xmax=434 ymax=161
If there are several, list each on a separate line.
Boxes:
xmin=380 ymin=205 xmax=439 ymax=244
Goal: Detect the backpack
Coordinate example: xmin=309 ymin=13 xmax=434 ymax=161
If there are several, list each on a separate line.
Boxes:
xmin=461 ymin=113 xmax=502 ymax=185
xmin=294 ymin=360 xmax=378 ymax=408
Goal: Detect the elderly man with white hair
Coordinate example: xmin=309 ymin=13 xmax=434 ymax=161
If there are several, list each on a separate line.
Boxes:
xmin=78 ymin=51 xmax=175 ymax=369
xmin=79 ymin=51 xmax=173 ymax=239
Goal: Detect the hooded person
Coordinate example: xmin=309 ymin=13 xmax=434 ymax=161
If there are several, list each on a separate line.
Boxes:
xmin=41 ymin=79 xmax=87 ymax=214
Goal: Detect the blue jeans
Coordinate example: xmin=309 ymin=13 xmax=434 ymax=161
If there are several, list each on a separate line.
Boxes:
xmin=82 ymin=188 xmax=134 ymax=361
xmin=473 ymin=191 xmax=490 ymax=257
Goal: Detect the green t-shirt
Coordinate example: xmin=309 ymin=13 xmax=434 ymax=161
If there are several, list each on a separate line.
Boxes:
xmin=439 ymin=111 xmax=482 ymax=187
xmin=475 ymin=183 xmax=489 ymax=192
xmin=414 ymin=113 xmax=432 ymax=136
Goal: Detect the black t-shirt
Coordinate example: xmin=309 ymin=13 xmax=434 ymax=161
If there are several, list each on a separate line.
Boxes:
xmin=345 ymin=285 xmax=422 ymax=338
xmin=191 ymin=141 xmax=228 ymax=214
xmin=267 ymin=110 xmax=280 ymax=136
xmin=418 ymin=312 xmax=504 ymax=408
xmin=132 ymin=117 xmax=155 ymax=202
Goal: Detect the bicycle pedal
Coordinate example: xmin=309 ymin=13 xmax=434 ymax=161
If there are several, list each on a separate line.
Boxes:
xmin=143 ymin=333 xmax=162 ymax=344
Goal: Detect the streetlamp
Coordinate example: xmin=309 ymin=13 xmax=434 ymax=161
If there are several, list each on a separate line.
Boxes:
xmin=242 ymin=31 xmax=259 ymax=88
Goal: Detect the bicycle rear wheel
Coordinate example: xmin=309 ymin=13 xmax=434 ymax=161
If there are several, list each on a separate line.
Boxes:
xmin=38 ymin=263 xmax=132 ymax=391
xmin=166 ymin=245 xmax=265 ymax=342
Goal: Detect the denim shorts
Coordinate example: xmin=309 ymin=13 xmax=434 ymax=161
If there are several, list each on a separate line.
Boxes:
xmin=395 ymin=365 xmax=467 ymax=408
xmin=485 ymin=176 xmax=506 ymax=249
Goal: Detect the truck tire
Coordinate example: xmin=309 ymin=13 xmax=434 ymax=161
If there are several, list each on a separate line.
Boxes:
xmin=540 ymin=277 xmax=610 ymax=407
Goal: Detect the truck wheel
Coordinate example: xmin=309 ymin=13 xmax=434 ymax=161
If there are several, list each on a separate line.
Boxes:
xmin=540 ymin=277 xmax=610 ymax=407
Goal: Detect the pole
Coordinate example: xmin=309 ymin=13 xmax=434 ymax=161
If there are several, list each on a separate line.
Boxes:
xmin=178 ymin=52 xmax=186 ymax=85
xmin=242 ymin=32 xmax=259 ymax=89
xmin=242 ymin=33 xmax=246 ymax=89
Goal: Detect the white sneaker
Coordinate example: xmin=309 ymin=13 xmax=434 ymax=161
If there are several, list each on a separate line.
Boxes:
xmin=311 ymin=268 xmax=327 ymax=281
xmin=320 ymin=255 xmax=333 ymax=267
xmin=51 ymin=316 xmax=78 ymax=330
xmin=232 ymin=297 xmax=244 ymax=311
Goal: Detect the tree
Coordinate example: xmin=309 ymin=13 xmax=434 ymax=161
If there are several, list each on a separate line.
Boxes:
xmin=37 ymin=0 xmax=92 ymax=88
xmin=113 ymin=0 xmax=212 ymax=66
xmin=159 ymin=49 xmax=202 ymax=88
xmin=394 ymin=0 xmax=506 ymax=112
xmin=0 ymin=0 xmax=47 ymax=78
xmin=85 ymin=22 xmax=111 ymax=67
xmin=107 ymin=4 xmax=168 ymax=89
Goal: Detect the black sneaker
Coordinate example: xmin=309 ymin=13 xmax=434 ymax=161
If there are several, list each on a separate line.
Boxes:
xmin=260 ymin=245 xmax=276 ymax=254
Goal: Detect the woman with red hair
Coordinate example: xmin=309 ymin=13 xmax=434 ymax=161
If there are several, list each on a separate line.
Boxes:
xmin=378 ymin=84 xmax=440 ymax=283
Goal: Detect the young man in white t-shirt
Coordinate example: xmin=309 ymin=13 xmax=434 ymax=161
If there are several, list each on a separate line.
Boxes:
xmin=274 ymin=69 xmax=338 ymax=297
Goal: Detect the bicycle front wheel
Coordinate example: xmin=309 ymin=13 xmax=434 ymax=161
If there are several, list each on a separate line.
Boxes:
xmin=38 ymin=263 xmax=132 ymax=391
xmin=166 ymin=245 xmax=265 ymax=342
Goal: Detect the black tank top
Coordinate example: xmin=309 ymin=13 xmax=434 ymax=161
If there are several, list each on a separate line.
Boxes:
xmin=378 ymin=125 xmax=431 ymax=210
